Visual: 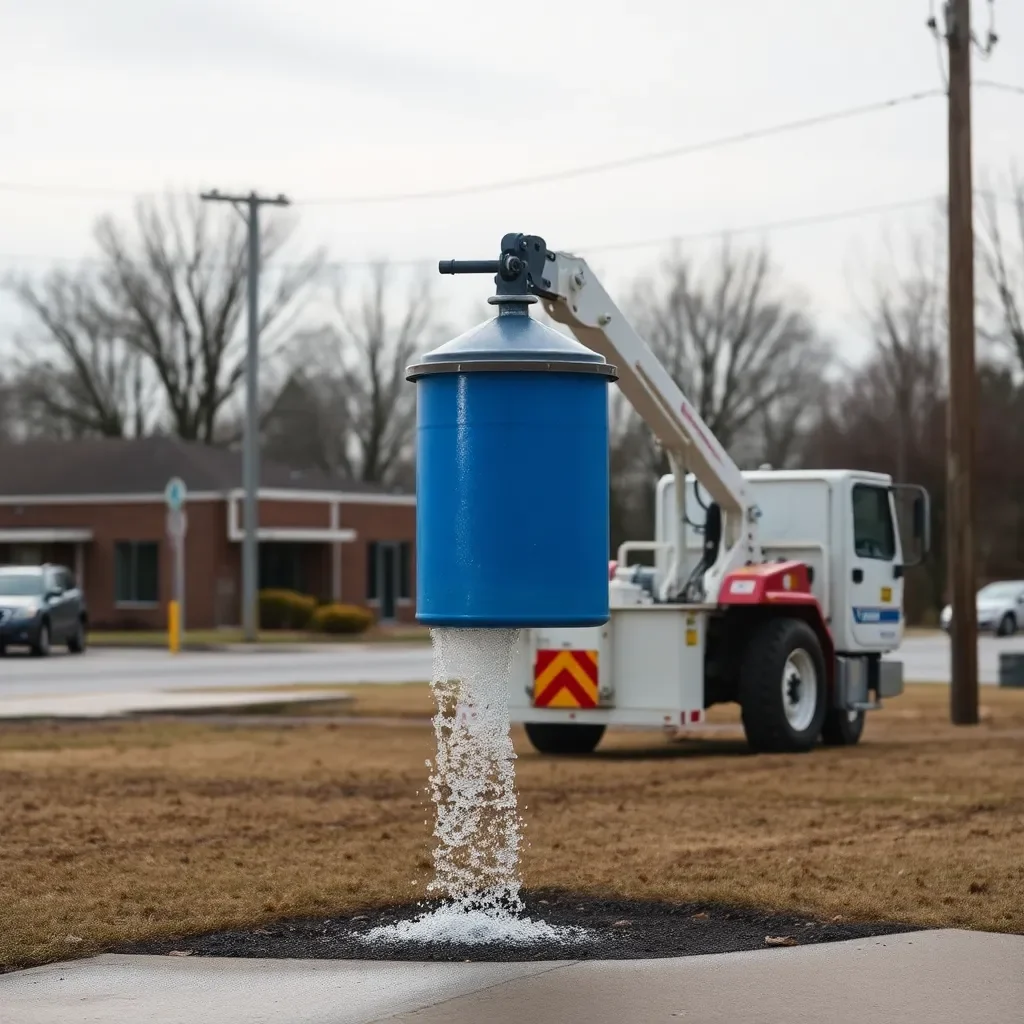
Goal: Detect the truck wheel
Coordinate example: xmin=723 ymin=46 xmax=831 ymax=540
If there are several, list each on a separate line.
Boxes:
xmin=739 ymin=618 xmax=827 ymax=753
xmin=524 ymin=723 xmax=606 ymax=755
xmin=821 ymin=708 xmax=865 ymax=746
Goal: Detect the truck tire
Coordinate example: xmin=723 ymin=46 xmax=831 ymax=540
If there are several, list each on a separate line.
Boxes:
xmin=524 ymin=722 xmax=606 ymax=755
xmin=821 ymin=708 xmax=865 ymax=746
xmin=739 ymin=618 xmax=827 ymax=753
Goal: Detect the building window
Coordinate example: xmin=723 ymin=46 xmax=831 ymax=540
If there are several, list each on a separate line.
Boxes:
xmin=367 ymin=542 xmax=379 ymax=600
xmin=114 ymin=541 xmax=160 ymax=605
xmin=398 ymin=542 xmax=411 ymax=600
xmin=366 ymin=541 xmax=412 ymax=603
xmin=852 ymin=485 xmax=896 ymax=561
xmin=259 ymin=544 xmax=306 ymax=592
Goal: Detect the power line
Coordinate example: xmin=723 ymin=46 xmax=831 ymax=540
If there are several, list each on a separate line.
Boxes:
xmin=573 ymin=196 xmax=945 ymax=254
xmin=299 ymin=92 xmax=944 ymax=206
xmin=1 ymin=191 xmax=1001 ymax=272
xmin=973 ymin=0 xmax=999 ymax=60
xmin=927 ymin=0 xmax=950 ymax=90
xmin=975 ymin=79 xmax=1024 ymax=96
xmin=0 ymin=91 xmax=942 ymax=207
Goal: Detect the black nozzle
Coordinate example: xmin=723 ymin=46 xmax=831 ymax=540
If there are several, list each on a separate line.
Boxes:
xmin=438 ymin=260 xmax=501 ymax=276
xmin=437 ymin=234 xmax=555 ymax=301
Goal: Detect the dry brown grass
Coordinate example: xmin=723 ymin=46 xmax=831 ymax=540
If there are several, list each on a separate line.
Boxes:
xmin=2 ymin=684 xmax=1023 ymax=971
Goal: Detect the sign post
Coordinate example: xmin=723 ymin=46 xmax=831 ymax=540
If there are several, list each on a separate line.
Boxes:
xmin=164 ymin=478 xmax=188 ymax=654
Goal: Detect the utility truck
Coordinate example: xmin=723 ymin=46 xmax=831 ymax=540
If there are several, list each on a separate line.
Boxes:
xmin=477 ymin=236 xmax=931 ymax=755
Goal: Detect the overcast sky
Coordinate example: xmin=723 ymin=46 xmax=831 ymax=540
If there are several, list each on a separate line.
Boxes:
xmin=1 ymin=0 xmax=1022 ymax=358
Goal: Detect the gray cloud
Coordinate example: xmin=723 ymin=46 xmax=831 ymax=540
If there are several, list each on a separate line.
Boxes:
xmin=19 ymin=0 xmax=512 ymax=110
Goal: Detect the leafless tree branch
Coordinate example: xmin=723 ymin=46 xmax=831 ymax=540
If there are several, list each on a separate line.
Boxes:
xmin=262 ymin=263 xmax=441 ymax=486
xmin=6 ymin=194 xmax=325 ymax=443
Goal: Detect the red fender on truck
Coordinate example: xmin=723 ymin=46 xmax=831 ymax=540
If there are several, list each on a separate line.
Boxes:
xmin=718 ymin=561 xmax=835 ymax=686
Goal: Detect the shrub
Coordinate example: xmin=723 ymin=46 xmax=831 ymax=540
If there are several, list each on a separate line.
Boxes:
xmin=258 ymin=589 xmax=317 ymax=630
xmin=310 ymin=603 xmax=374 ymax=635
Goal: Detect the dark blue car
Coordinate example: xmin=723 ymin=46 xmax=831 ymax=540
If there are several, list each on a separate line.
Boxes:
xmin=0 ymin=564 xmax=88 ymax=657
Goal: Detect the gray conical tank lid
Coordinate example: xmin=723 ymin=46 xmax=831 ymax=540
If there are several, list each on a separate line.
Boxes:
xmin=406 ymin=306 xmax=617 ymax=381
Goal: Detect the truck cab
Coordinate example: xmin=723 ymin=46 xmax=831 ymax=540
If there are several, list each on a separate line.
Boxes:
xmin=655 ymin=469 xmax=918 ymax=656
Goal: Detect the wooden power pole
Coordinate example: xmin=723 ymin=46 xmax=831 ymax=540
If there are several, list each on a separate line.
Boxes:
xmin=199 ymin=188 xmax=291 ymax=644
xmin=945 ymin=0 xmax=979 ymax=725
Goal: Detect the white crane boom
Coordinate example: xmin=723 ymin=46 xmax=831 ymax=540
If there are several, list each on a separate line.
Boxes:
xmin=541 ymin=250 xmax=761 ymax=601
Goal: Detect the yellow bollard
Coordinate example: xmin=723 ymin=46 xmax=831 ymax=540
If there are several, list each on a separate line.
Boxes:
xmin=168 ymin=600 xmax=180 ymax=655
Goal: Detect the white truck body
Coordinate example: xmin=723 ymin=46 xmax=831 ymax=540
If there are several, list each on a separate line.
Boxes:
xmin=508 ymin=468 xmax=909 ymax=731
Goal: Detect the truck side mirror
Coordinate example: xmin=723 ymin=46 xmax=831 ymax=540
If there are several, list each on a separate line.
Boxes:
xmin=892 ymin=484 xmax=931 ymax=568
xmin=912 ymin=495 xmax=925 ymax=541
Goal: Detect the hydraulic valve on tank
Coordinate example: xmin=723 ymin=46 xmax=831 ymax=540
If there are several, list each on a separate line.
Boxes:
xmin=407 ymin=233 xmax=618 ymax=627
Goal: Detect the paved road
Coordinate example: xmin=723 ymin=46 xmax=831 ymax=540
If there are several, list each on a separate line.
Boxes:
xmin=0 ymin=644 xmax=436 ymax=698
xmin=1 ymin=632 xmax=1021 ymax=700
xmin=894 ymin=633 xmax=1024 ymax=684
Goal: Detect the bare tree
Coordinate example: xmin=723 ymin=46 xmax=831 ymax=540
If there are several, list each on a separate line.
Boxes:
xmin=7 ymin=195 xmax=324 ymax=442
xmin=263 ymin=263 xmax=440 ymax=485
xmin=979 ymin=172 xmax=1024 ymax=372
xmin=0 ymin=373 xmax=17 ymax=441
xmin=630 ymin=241 xmax=825 ymax=455
xmin=862 ymin=240 xmax=946 ymax=481
xmin=607 ymin=241 xmax=827 ymax=542
xmin=804 ymin=240 xmax=947 ymax=620
xmin=8 ymin=271 xmax=152 ymax=438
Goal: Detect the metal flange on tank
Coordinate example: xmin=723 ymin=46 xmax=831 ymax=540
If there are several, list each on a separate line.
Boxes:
xmin=406 ymin=233 xmax=618 ymax=627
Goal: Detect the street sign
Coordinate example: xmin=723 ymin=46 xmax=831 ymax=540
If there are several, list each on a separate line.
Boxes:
xmin=164 ymin=477 xmax=187 ymax=512
xmin=166 ymin=509 xmax=188 ymax=542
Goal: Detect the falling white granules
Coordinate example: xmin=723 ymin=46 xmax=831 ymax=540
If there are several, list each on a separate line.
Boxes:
xmin=364 ymin=906 xmax=591 ymax=946
xmin=362 ymin=627 xmax=592 ymax=947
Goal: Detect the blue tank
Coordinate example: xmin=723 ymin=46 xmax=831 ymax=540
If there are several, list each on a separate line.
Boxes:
xmin=408 ymin=300 xmax=616 ymax=628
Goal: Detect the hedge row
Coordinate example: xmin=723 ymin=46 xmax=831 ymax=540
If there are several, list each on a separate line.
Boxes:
xmin=258 ymin=589 xmax=374 ymax=635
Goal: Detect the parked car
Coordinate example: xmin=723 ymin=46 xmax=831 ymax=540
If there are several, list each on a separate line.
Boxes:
xmin=0 ymin=564 xmax=88 ymax=656
xmin=940 ymin=580 xmax=1024 ymax=637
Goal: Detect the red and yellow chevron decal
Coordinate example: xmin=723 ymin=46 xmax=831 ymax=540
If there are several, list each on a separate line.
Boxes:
xmin=533 ymin=649 xmax=599 ymax=708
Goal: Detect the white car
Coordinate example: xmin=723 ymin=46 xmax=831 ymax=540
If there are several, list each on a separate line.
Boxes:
xmin=940 ymin=581 xmax=1024 ymax=637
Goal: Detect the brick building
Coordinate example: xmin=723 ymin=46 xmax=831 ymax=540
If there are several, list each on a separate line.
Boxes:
xmin=0 ymin=438 xmax=416 ymax=630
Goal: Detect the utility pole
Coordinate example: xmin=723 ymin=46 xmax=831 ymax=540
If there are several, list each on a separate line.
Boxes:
xmin=944 ymin=0 xmax=979 ymax=725
xmin=199 ymin=189 xmax=291 ymax=643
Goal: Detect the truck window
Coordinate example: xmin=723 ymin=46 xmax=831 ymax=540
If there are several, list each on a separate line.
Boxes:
xmin=852 ymin=484 xmax=895 ymax=561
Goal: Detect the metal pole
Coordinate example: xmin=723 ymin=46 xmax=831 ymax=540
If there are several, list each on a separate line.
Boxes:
xmin=175 ymin=528 xmax=186 ymax=645
xmin=199 ymin=188 xmax=290 ymax=643
xmin=242 ymin=195 xmax=260 ymax=643
xmin=946 ymin=0 xmax=979 ymax=725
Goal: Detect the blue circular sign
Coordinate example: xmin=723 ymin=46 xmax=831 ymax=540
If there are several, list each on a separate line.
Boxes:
xmin=164 ymin=477 xmax=187 ymax=512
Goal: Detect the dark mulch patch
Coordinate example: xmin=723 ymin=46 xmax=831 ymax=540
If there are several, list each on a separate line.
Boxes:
xmin=120 ymin=891 xmax=919 ymax=962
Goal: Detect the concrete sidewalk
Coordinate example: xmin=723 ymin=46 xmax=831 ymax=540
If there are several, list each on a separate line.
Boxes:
xmin=3 ymin=930 xmax=1021 ymax=1024
xmin=0 ymin=689 xmax=350 ymax=719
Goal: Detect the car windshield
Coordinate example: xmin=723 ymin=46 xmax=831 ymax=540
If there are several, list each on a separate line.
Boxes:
xmin=0 ymin=573 xmax=44 ymax=597
xmin=978 ymin=583 xmax=1023 ymax=601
